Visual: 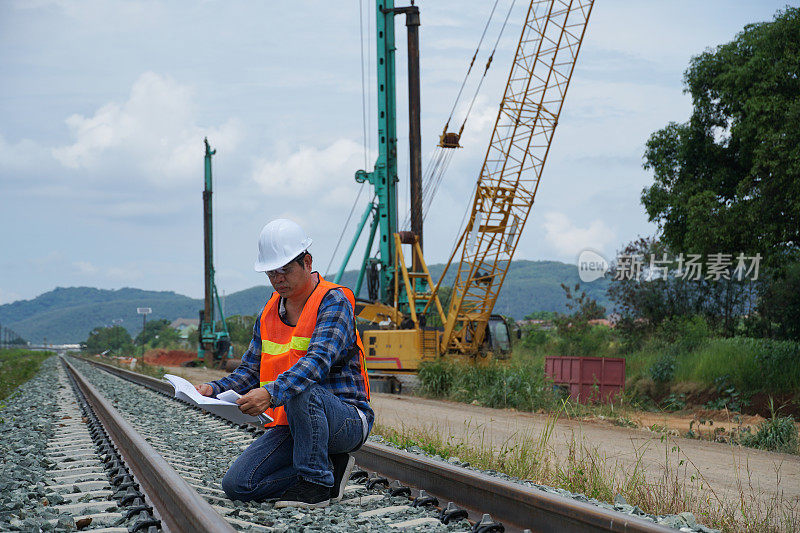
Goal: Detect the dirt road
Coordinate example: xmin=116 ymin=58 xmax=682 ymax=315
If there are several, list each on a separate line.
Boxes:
xmin=371 ymin=393 xmax=800 ymax=518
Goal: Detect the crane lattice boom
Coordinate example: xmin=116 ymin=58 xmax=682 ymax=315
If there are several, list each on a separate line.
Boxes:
xmin=441 ymin=0 xmax=594 ymax=354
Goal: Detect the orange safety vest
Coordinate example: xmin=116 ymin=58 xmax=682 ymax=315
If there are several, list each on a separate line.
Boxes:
xmin=258 ymin=276 xmax=370 ymax=427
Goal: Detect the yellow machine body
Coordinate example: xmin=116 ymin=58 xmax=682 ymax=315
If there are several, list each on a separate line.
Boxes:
xmin=362 ymin=329 xmax=440 ymax=372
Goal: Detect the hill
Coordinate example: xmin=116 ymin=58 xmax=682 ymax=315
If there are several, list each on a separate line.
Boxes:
xmin=0 ymin=287 xmax=200 ymax=345
xmin=0 ymin=261 xmax=610 ymax=343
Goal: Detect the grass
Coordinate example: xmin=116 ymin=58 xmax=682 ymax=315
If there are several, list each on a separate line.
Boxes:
xmin=739 ymin=400 xmax=800 ymax=454
xmin=417 ymin=357 xmax=558 ymax=412
xmin=372 ymin=409 xmax=800 ymax=533
xmin=418 ymin=325 xmax=799 ymax=457
xmin=514 ymin=318 xmax=800 ymax=400
xmin=675 ymin=338 xmax=800 ymax=396
xmin=0 ymin=348 xmax=53 ymax=400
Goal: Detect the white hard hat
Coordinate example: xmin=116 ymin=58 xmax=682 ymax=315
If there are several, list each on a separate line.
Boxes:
xmin=254 ymin=219 xmax=313 ymax=272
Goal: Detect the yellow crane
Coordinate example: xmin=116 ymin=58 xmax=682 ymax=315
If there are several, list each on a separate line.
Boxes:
xmin=343 ymin=0 xmax=594 ymax=373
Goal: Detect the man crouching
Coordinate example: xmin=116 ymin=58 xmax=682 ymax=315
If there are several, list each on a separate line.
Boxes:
xmin=195 ymin=219 xmax=372 ymax=508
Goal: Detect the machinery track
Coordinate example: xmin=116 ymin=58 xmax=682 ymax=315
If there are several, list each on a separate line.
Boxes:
xmin=65 ymin=356 xmax=678 ymax=533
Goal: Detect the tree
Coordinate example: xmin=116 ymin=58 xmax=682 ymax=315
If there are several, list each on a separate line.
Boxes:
xmin=226 ymin=315 xmax=257 ymax=346
xmin=553 ymin=283 xmax=605 ymax=334
xmin=85 ymin=326 xmax=133 ymax=355
xmin=641 ymin=7 xmax=800 ymax=266
xmin=745 ymin=261 xmax=800 ymax=340
xmin=640 ymin=7 xmax=800 ymax=340
xmin=551 ymin=284 xmax=607 ymax=356
xmin=523 ymin=310 xmax=557 ymax=321
xmin=134 ymin=319 xmax=181 ymax=348
xmin=226 ymin=315 xmax=256 ymax=354
xmin=607 ymin=237 xmax=753 ymax=339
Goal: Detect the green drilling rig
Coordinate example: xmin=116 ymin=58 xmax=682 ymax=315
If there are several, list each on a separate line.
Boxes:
xmin=198 ymin=137 xmax=232 ymax=368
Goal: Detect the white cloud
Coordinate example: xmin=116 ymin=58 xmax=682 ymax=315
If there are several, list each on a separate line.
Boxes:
xmin=0 ymin=134 xmax=51 ymax=174
xmin=72 ymin=260 xmax=142 ymax=282
xmin=52 ymin=72 xmax=242 ymax=186
xmin=73 ymin=261 xmax=98 ymax=275
xmin=250 ymin=139 xmax=366 ymax=205
xmin=542 ymin=212 xmax=616 ymax=259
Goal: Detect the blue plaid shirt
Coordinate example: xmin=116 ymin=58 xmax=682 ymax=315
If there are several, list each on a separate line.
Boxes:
xmin=207 ymin=285 xmax=373 ymax=425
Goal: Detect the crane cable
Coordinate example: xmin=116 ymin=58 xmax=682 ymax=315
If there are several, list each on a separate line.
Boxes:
xmin=441 ymin=0 xmax=502 ymax=134
xmin=401 ymin=1 xmax=502 ymax=232
xmin=325 ymin=0 xmax=371 ymax=277
xmin=457 ymin=0 xmax=517 ymax=138
xmin=403 ymin=0 xmax=516 ymax=231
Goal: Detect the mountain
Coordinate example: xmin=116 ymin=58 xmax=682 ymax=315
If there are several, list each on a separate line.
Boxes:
xmin=0 ymin=287 xmax=200 ymax=345
xmin=1 ymin=261 xmax=611 ymax=343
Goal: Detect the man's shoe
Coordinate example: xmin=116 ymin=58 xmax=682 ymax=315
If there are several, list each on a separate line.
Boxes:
xmin=274 ymin=479 xmax=331 ymax=508
xmin=330 ymin=453 xmax=356 ymax=502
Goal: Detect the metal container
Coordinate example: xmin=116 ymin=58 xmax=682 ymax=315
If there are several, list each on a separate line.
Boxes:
xmin=544 ymin=356 xmax=625 ymax=403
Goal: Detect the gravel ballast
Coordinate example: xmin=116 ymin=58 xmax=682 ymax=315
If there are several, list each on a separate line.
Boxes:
xmin=68 ymin=358 xmax=474 ymax=532
xmin=3 ymin=357 xmax=720 ymax=532
xmin=0 ymin=357 xmax=157 ymax=532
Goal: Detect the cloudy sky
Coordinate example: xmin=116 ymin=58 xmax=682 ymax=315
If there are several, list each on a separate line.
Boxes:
xmin=0 ymin=0 xmax=793 ymax=304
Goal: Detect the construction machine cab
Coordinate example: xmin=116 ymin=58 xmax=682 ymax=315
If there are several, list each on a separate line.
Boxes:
xmin=486 ymin=315 xmax=511 ymax=354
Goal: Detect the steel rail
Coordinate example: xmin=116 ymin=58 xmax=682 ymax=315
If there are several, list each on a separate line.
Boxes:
xmin=63 ymin=358 xmax=236 ymax=533
xmin=353 ymin=442 xmax=674 ymax=533
xmin=76 ymin=357 xmax=676 ymax=533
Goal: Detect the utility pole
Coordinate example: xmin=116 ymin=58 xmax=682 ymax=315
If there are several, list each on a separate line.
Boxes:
xmin=137 ymin=307 xmax=151 ymax=353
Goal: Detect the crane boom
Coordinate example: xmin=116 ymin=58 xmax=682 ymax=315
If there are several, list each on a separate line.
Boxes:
xmin=441 ymin=0 xmax=594 ymax=354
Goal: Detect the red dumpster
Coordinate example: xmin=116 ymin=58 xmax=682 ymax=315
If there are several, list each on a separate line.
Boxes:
xmin=544 ymin=356 xmax=625 ymax=403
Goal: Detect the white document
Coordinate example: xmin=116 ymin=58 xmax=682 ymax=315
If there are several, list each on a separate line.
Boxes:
xmin=163 ymin=374 xmax=272 ymax=426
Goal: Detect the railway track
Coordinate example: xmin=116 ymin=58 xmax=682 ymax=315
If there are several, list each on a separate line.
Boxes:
xmin=38 ymin=364 xmax=161 ymax=532
xmin=55 ymin=356 xmax=681 ymax=533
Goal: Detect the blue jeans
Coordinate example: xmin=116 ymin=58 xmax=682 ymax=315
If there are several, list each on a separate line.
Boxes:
xmin=221 ymin=384 xmax=367 ymax=501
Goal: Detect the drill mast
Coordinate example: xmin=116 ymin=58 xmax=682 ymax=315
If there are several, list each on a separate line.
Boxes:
xmin=198 ymin=138 xmax=231 ymax=368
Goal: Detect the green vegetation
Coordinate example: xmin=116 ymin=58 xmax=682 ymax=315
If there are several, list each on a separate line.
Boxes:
xmin=418 ymin=358 xmax=556 ymax=412
xmin=641 ymin=6 xmax=800 ymax=339
xmin=225 ymin=315 xmax=257 ymax=356
xmin=85 ymin=325 xmax=133 ymax=355
xmin=0 ymin=349 xmax=53 ymax=400
xmin=523 ymin=310 xmax=558 ymax=320
xmin=624 ymin=332 xmax=800 ymax=400
xmin=742 ymin=416 xmax=799 ymax=455
xmin=134 ymin=319 xmax=181 ymax=348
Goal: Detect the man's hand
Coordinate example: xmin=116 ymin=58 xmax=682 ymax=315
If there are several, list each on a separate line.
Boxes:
xmin=195 ymin=383 xmax=214 ymax=397
xmin=237 ymin=388 xmax=271 ymax=416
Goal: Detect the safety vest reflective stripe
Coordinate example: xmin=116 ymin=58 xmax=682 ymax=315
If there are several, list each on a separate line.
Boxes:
xmin=259 ymin=275 xmax=370 ymax=428
xmin=261 ymin=336 xmax=311 ymax=355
